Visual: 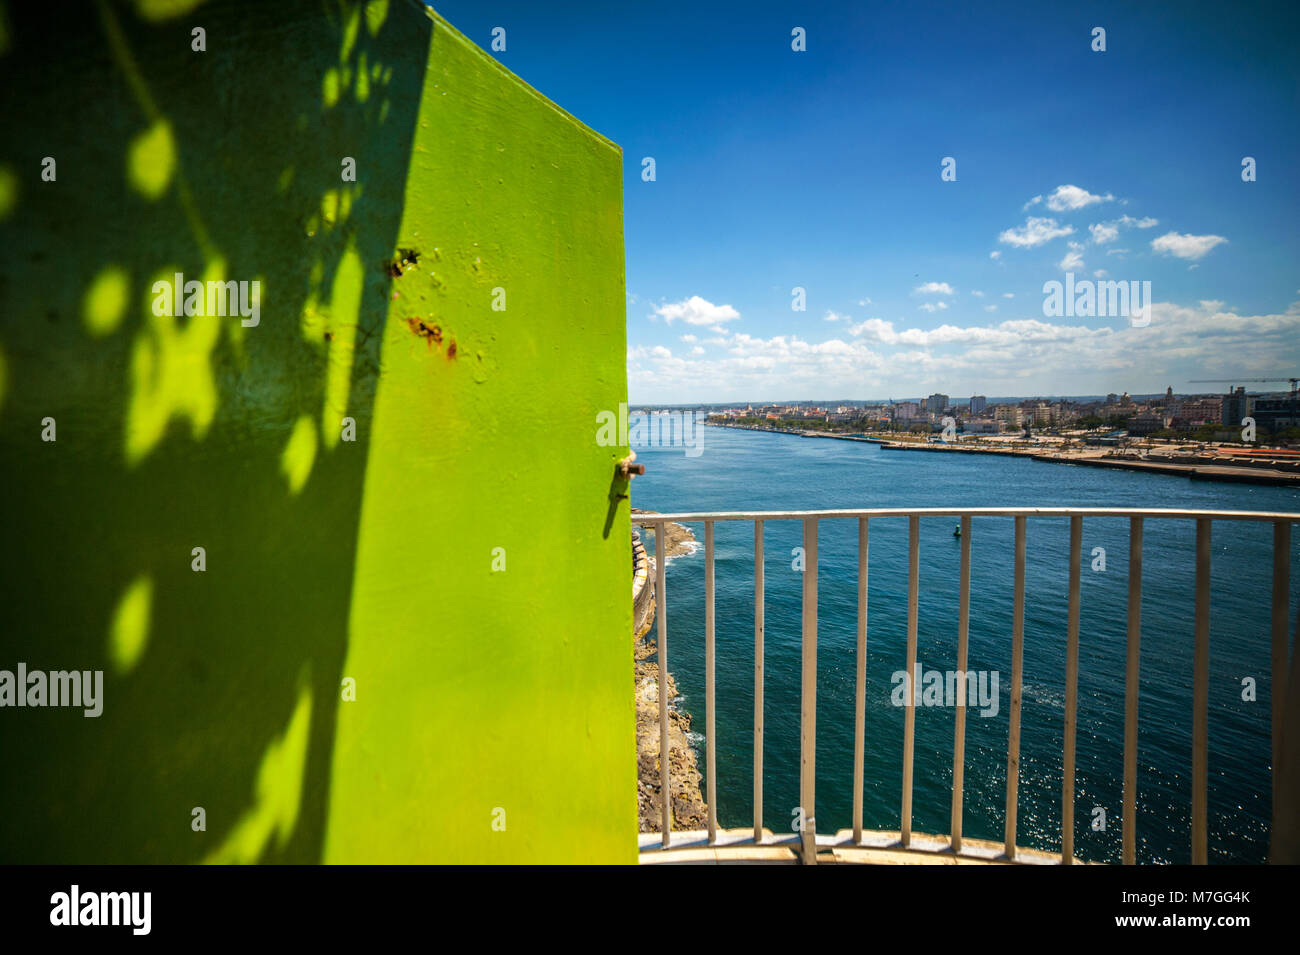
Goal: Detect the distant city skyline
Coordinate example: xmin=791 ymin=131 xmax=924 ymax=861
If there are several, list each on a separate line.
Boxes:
xmin=695 ymin=386 xmax=1298 ymax=436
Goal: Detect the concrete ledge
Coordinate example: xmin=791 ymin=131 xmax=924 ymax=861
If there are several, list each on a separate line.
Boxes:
xmin=639 ymin=828 xmax=1095 ymax=865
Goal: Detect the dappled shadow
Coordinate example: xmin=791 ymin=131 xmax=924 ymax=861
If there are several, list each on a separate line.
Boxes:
xmin=0 ymin=0 xmax=429 ymax=862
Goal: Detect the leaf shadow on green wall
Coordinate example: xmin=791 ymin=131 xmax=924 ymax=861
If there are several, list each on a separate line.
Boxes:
xmin=0 ymin=0 xmax=429 ymax=863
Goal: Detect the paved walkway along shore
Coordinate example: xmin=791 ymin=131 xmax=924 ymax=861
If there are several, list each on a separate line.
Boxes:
xmin=704 ymin=423 xmax=1300 ymax=487
xmin=880 ymin=441 xmax=1300 ymax=487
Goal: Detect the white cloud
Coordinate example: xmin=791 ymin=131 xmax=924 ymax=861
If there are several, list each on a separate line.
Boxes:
xmin=919 ymin=301 xmax=949 ymax=313
xmin=1090 ymin=215 xmax=1158 ymax=246
xmin=999 ymin=216 xmax=1075 ymax=248
xmin=971 ymin=290 xmax=985 ymax=298
xmin=627 ymin=301 xmax=1300 ymax=403
xmin=1151 ymin=231 xmax=1228 ymax=261
xmin=990 ymin=250 xmax=1002 ymax=260
xmin=1089 ymin=222 xmax=1120 ymax=245
xmin=914 ymin=281 xmax=955 ymax=296
xmin=1059 ymin=241 xmax=1085 ymax=271
xmin=858 ymin=297 xmax=872 ymax=306
xmin=680 ymin=333 xmax=698 ymax=343
xmin=1002 ymin=293 xmax=1015 ymax=299
xmin=847 ymin=318 xmax=894 ymax=340
xmin=691 ymin=346 xmax=705 ymax=355
xmin=627 ymin=344 xmax=673 ymax=360
xmin=1106 ymin=248 xmax=1130 ymax=257
xmin=1044 ymin=184 xmax=1115 ymax=212
xmin=651 ymin=295 xmax=741 ymax=325
xmin=850 ymin=316 xmax=1107 ymax=349
xmin=984 ymin=305 xmax=998 ymax=312
xmin=1094 ymin=269 xmax=1109 ymax=278
xmin=824 ymin=310 xmax=850 ymax=322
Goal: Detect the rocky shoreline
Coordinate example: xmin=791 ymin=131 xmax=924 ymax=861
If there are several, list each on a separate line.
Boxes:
xmin=629 ymin=509 xmax=707 ymax=833
xmin=631 ymin=508 xmax=699 ymax=561
xmin=634 ymin=637 xmax=708 ymax=832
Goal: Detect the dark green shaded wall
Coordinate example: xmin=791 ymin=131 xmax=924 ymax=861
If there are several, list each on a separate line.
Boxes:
xmin=0 ymin=0 xmax=635 ymax=863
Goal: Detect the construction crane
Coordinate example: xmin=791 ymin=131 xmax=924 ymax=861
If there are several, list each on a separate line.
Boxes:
xmin=1189 ymin=377 xmax=1298 ymax=392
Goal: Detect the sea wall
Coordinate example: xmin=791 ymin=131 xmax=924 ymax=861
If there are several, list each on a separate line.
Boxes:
xmin=0 ymin=0 xmax=634 ymax=863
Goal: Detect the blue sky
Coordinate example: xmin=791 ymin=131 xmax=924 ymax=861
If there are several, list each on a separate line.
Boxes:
xmin=434 ymin=0 xmax=1300 ymax=403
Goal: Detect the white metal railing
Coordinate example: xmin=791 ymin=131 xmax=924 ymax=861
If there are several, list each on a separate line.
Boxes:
xmin=635 ymin=507 xmax=1299 ymax=865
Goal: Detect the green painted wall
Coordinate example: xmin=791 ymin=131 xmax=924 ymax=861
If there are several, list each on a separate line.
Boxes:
xmin=0 ymin=0 xmax=635 ymax=864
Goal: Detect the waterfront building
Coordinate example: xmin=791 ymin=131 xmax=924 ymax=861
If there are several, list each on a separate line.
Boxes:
xmin=1129 ymin=411 xmax=1172 ymax=435
xmin=1052 ymin=401 xmax=1076 ymax=425
xmin=893 ymin=401 xmax=922 ymax=422
xmin=1253 ymin=393 xmax=1300 ymax=432
xmin=1173 ymin=397 xmax=1223 ymax=428
xmin=1224 ymin=386 xmax=1253 ymax=428
xmin=970 ymin=395 xmax=988 ymax=414
xmin=994 ymin=405 xmax=1024 ymax=427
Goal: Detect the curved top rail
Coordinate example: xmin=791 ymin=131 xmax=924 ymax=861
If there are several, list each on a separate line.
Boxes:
xmin=635 ymin=506 xmax=1300 ymax=523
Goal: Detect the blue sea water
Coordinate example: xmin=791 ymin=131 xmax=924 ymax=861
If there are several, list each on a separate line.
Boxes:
xmin=631 ymin=425 xmax=1300 ymax=863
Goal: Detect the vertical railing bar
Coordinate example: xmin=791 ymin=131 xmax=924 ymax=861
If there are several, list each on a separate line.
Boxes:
xmin=655 ymin=520 xmax=671 ymax=846
xmin=1192 ymin=518 xmax=1211 ymax=865
xmin=705 ymin=520 xmax=716 ymax=845
xmin=1005 ymin=515 xmax=1026 ymax=859
xmin=853 ymin=517 xmax=869 ymax=844
xmin=1062 ymin=515 xmax=1082 ymax=864
xmin=951 ymin=514 xmax=972 ymax=853
xmin=753 ymin=519 xmax=765 ymax=844
xmin=801 ymin=517 xmax=818 ymax=864
xmin=1271 ymin=521 xmax=1292 ymax=830
xmin=902 ymin=515 xmax=919 ymax=848
xmin=1123 ymin=516 xmax=1144 ymax=865
xmin=650 ymin=519 xmax=670 ymax=847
